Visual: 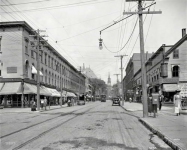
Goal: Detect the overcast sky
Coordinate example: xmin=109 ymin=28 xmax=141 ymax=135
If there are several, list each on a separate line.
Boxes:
xmin=1 ymin=0 xmax=187 ymax=85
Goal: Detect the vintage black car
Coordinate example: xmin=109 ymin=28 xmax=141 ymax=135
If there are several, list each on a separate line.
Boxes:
xmin=112 ymin=97 xmax=120 ymax=106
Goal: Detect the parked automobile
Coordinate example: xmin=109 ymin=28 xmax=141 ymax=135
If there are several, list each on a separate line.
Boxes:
xmin=112 ymin=97 xmax=120 ymax=106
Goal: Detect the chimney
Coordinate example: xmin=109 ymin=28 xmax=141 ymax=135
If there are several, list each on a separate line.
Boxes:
xmin=182 ymin=28 xmax=186 ymax=37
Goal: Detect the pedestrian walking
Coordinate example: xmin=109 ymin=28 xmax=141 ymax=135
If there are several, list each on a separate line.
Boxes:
xmin=41 ymin=98 xmax=44 ymax=109
xmin=31 ymin=98 xmax=36 ymax=111
xmin=173 ymin=89 xmax=182 ymax=116
xmin=129 ymin=97 xmax=132 ymax=103
xmin=44 ymin=97 xmax=47 ymax=110
xmin=159 ymin=95 xmax=163 ymax=110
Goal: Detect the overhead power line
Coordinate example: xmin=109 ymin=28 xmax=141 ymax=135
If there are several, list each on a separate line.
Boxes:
xmin=103 ymin=16 xmax=138 ymax=53
xmin=1 ymin=0 xmax=114 ymax=13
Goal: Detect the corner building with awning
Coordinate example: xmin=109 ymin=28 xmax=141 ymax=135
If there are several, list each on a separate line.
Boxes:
xmin=0 ymin=21 xmax=86 ymax=107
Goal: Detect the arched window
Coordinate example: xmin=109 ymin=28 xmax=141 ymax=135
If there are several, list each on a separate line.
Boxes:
xmin=25 ymin=60 xmax=29 ymax=78
xmin=55 ymin=74 xmax=56 ymax=86
xmin=52 ymin=73 xmax=54 ymax=85
xmin=172 ymin=65 xmax=179 ymax=77
xmin=45 ymin=69 xmax=47 ymax=83
xmin=57 ymin=76 xmax=59 ymax=88
xmin=49 ymin=71 xmax=51 ymax=84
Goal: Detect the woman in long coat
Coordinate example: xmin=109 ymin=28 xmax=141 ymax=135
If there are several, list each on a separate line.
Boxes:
xmin=173 ymin=89 xmax=182 ymax=116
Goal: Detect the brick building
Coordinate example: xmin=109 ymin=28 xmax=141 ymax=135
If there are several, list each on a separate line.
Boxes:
xmin=0 ymin=21 xmax=85 ymax=107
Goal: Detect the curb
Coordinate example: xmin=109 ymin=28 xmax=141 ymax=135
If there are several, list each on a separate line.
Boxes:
xmin=139 ymin=118 xmax=185 ymax=150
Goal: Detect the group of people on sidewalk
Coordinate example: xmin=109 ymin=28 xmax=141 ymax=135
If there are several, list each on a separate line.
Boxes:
xmin=30 ymin=97 xmax=47 ymax=111
xmin=157 ymin=89 xmax=183 ymax=116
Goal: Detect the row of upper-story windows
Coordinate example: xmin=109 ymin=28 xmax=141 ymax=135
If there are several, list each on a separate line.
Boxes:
xmin=25 ymin=37 xmax=84 ymax=85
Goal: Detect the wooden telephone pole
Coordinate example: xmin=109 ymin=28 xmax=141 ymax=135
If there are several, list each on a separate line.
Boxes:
xmin=124 ymin=0 xmax=161 ymax=117
xmin=30 ymin=29 xmax=47 ymax=111
xmin=114 ymin=55 xmax=127 ymax=106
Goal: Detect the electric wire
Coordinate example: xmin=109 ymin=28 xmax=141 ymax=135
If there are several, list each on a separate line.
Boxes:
xmin=103 ymin=16 xmax=138 ymax=53
xmin=1 ymin=0 xmax=115 ymax=13
xmin=2 ymin=0 xmax=79 ymax=66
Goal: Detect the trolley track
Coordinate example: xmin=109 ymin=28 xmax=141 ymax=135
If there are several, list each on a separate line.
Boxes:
xmin=6 ymin=104 xmax=98 ymax=150
xmin=1 ymin=104 xmax=96 ymax=139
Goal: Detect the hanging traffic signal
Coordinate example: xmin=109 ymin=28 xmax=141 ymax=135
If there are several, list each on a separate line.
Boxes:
xmin=99 ymin=38 xmax=103 ymax=50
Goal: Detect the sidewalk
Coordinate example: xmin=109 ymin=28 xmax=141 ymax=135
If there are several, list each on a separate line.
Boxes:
xmin=0 ymin=104 xmax=68 ymax=113
xmin=121 ymin=102 xmax=187 ymax=150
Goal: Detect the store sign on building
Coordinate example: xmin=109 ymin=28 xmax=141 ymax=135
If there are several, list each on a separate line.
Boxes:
xmin=179 ymin=83 xmax=187 ymax=97
xmin=7 ymin=67 xmax=17 ymax=73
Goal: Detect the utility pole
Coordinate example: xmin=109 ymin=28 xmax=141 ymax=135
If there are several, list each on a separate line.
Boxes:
xmin=114 ymin=73 xmax=120 ymax=97
xmin=30 ymin=29 xmax=47 ymax=111
xmin=60 ymin=64 xmax=62 ymax=107
xmin=36 ymin=29 xmax=40 ymax=111
xmin=124 ymin=0 xmax=161 ymax=117
xmin=114 ymin=55 xmax=127 ymax=106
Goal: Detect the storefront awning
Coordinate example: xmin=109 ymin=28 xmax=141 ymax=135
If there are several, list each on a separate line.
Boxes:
xmin=16 ymin=84 xmax=51 ymax=96
xmin=44 ymin=87 xmax=65 ymax=97
xmin=40 ymin=86 xmax=52 ymax=96
xmin=163 ymin=84 xmax=178 ymax=92
xmin=66 ymin=92 xmax=76 ymax=97
xmin=32 ymin=65 xmax=43 ymax=76
xmin=0 ymin=83 xmax=5 ymax=91
xmin=21 ymin=83 xmax=37 ymax=94
xmin=0 ymin=82 xmax=21 ymax=95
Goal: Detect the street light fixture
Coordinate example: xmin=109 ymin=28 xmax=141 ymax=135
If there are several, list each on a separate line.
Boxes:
xmin=99 ymin=38 xmax=103 ymax=50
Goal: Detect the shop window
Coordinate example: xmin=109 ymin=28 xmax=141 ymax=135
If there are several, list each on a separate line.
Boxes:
xmin=173 ymin=49 xmax=179 ymax=59
xmin=172 ymin=65 xmax=179 ymax=77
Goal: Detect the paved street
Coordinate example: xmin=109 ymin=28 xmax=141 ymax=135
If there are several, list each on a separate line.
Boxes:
xmin=0 ymin=101 xmax=171 ymax=150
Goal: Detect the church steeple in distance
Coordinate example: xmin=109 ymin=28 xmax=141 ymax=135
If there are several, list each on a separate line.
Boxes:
xmin=107 ymin=73 xmax=111 ymax=86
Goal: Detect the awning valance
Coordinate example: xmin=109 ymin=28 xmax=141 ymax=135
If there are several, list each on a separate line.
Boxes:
xmin=0 ymin=82 xmax=21 ymax=95
xmin=163 ymin=84 xmax=178 ymax=92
